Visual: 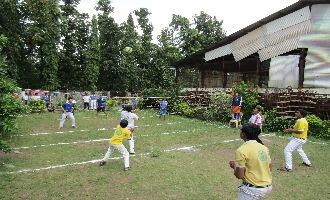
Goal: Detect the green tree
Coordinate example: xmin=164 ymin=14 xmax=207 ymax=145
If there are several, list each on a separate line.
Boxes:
xmin=0 ymin=35 xmax=26 ymax=153
xmin=134 ymin=8 xmax=154 ymax=89
xmin=96 ymin=0 xmax=121 ymax=90
xmin=58 ymin=0 xmax=82 ymax=90
xmin=0 ymin=0 xmax=22 ymax=80
xmin=193 ymin=11 xmax=226 ymax=48
xmin=156 ymin=27 xmax=183 ymax=89
xmin=117 ymin=13 xmax=140 ymax=92
xmin=22 ymin=0 xmax=61 ymax=90
xmin=169 ymin=14 xmax=202 ymax=57
xmin=74 ymin=12 xmax=91 ymax=90
xmin=84 ymin=15 xmax=100 ymax=91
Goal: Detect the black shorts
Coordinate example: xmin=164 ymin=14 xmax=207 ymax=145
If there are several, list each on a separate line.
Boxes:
xmin=97 ymin=107 xmax=105 ymax=112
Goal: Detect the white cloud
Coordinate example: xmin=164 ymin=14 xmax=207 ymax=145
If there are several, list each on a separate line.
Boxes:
xmin=77 ymin=0 xmax=299 ymax=42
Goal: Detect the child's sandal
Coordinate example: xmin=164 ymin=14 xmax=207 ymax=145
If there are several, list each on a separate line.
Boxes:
xmin=302 ymin=162 xmax=312 ymax=167
xmin=277 ymin=167 xmax=293 ymax=172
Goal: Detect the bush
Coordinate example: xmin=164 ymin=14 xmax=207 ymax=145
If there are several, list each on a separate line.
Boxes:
xmin=262 ymin=110 xmax=330 ymax=139
xmin=232 ymin=81 xmax=260 ymax=118
xmin=27 ymin=100 xmax=46 ymax=112
xmin=0 ymin=35 xmax=27 ymax=153
xmin=56 ymin=99 xmax=66 ymax=107
xmin=305 ymin=115 xmax=329 ymax=139
xmin=209 ymin=92 xmax=232 ymax=123
xmin=263 ymin=108 xmax=295 ymax=133
xmin=106 ymin=99 xmax=117 ymax=110
xmin=172 ymin=100 xmax=195 ymax=118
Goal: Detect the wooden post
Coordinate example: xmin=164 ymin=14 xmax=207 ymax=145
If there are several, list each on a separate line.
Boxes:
xmin=238 ymin=61 xmax=241 ymax=83
xmin=299 ymin=50 xmax=307 ymax=88
xmin=222 ymin=57 xmax=227 ymax=88
xmin=255 ymin=57 xmax=259 ymax=87
xmin=201 ymin=69 xmax=206 ymax=88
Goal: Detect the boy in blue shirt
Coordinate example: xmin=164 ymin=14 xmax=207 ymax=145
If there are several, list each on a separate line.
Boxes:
xmin=132 ymin=97 xmax=138 ymax=110
xmin=159 ymin=97 xmax=168 ymax=121
xmin=42 ymin=92 xmax=50 ymax=108
xmin=58 ymin=97 xmax=77 ymax=129
xmin=96 ymin=95 xmax=108 ymax=118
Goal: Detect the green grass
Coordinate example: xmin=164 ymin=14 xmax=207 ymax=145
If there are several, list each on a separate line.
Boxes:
xmin=1 ymin=108 xmax=330 ymax=199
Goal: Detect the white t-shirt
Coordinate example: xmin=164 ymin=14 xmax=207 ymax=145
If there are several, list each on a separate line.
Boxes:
xmin=122 ymin=112 xmax=139 ymax=128
xmin=120 ymin=111 xmax=128 ymax=120
xmin=83 ymin=96 xmax=90 ymax=103
xmin=249 ymin=114 xmax=262 ymax=125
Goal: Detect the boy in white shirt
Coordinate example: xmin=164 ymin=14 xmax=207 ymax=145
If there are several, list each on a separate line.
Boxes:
xmin=249 ymin=107 xmax=262 ymax=126
xmin=82 ymin=93 xmax=90 ymax=110
xmin=122 ymin=106 xmax=139 ymax=154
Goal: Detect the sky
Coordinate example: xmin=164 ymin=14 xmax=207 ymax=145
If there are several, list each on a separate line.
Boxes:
xmin=77 ymin=0 xmax=299 ymax=42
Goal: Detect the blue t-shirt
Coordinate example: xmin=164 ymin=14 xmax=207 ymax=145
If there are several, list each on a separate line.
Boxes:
xmin=91 ymin=95 xmax=97 ymax=100
xmin=62 ymin=102 xmax=75 ymax=112
xmin=97 ymin=98 xmax=106 ymax=107
xmin=232 ymin=96 xmax=242 ymax=106
xmin=160 ymin=101 xmax=168 ymax=109
xmin=132 ymin=98 xmax=138 ymax=105
xmin=42 ymin=95 xmax=50 ymax=104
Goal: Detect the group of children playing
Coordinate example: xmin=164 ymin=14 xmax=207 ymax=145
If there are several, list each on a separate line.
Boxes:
xmin=57 ymin=96 xmax=169 ymax=171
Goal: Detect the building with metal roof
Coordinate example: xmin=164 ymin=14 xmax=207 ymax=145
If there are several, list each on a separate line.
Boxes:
xmin=172 ymin=0 xmax=330 ymax=90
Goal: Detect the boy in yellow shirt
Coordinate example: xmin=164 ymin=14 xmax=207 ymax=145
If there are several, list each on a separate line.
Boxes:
xmin=99 ymin=120 xmax=132 ymax=171
xmin=229 ymin=124 xmax=272 ymax=199
xmin=278 ymin=109 xmax=312 ymax=172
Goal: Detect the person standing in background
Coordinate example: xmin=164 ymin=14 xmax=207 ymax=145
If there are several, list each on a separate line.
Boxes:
xmin=132 ymin=97 xmax=138 ymax=110
xmin=96 ymin=94 xmax=108 ymax=118
xmin=82 ymin=92 xmax=90 ymax=110
xmin=90 ymin=93 xmax=97 ymax=110
xmin=231 ymin=86 xmax=242 ymax=120
xmin=159 ymin=97 xmax=168 ymax=121
xmin=248 ymin=107 xmax=262 ymax=126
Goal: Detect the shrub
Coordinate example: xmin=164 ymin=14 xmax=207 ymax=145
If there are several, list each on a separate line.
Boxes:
xmin=28 ymin=100 xmax=46 ymax=113
xmin=263 ymin=108 xmax=295 ymax=133
xmin=172 ymin=101 xmax=195 ymax=118
xmin=232 ymin=81 xmax=260 ymax=117
xmin=0 ymin=35 xmax=27 ymax=152
xmin=106 ymin=99 xmax=117 ymax=110
xmin=209 ymin=92 xmax=232 ymax=123
xmin=56 ymin=99 xmax=66 ymax=107
xmin=305 ymin=115 xmax=329 ymax=139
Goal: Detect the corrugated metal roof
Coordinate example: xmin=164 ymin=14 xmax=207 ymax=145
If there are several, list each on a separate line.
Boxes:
xmin=205 ymin=44 xmax=232 ymax=61
xmin=172 ymin=0 xmax=329 ymax=67
xmin=219 ymin=6 xmax=311 ymax=62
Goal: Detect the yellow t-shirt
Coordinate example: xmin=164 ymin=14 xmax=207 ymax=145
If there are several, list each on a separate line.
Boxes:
xmin=236 ymin=140 xmax=272 ymax=186
xmin=292 ymin=118 xmax=308 ymax=139
xmin=109 ymin=125 xmax=131 ymax=145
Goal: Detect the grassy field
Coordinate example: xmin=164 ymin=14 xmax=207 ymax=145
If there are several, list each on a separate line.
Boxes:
xmin=0 ymin=108 xmax=329 ymax=200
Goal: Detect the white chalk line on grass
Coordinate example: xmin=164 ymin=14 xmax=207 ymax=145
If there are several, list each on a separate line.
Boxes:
xmin=4 ymin=134 xmax=328 ymax=174
xmin=6 ymin=138 xmax=242 ymax=174
xmin=12 ymin=139 xmax=110 ymax=150
xmin=12 ymin=128 xmax=207 ymax=149
xmin=12 ymin=122 xmax=182 ymax=137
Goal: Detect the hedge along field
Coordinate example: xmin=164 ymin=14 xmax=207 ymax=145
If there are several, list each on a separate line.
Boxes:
xmin=0 ymin=109 xmax=330 ymax=199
